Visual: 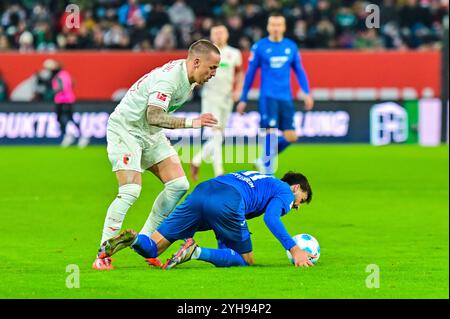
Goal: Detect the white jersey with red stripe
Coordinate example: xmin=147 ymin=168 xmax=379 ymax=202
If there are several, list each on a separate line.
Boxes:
xmin=109 ymin=59 xmax=196 ymax=137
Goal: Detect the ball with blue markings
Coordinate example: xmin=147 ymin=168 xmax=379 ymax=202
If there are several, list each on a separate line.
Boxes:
xmin=286 ymin=234 xmax=320 ymax=265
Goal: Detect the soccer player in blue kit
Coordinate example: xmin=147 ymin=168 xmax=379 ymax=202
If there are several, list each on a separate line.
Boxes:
xmin=98 ymin=170 xmax=316 ymax=268
xmin=236 ymin=13 xmax=314 ymax=174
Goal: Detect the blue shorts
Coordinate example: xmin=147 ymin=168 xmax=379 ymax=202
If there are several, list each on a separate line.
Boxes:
xmin=157 ymin=180 xmax=253 ymax=254
xmin=259 ymin=96 xmax=296 ymax=131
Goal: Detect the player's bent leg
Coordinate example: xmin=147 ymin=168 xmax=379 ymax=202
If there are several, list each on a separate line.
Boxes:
xmin=163 ymin=239 xmax=250 ymax=269
xmin=128 ymin=231 xmax=171 ymax=259
xmin=93 ymin=171 xmax=142 ymax=270
xmin=100 ymin=171 xmax=142 ymax=245
xmin=192 ymin=246 xmax=249 ymax=268
xmin=140 ymin=156 xmax=189 ymax=236
xmin=215 ymin=239 xmax=254 ymax=265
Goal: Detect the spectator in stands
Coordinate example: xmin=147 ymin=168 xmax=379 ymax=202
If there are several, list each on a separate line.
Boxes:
xmin=147 ymin=1 xmax=170 ymax=33
xmin=129 ymin=15 xmax=152 ymax=50
xmin=314 ymin=18 xmax=337 ymax=48
xmin=18 ymin=30 xmax=34 ymax=52
xmin=0 ymin=31 xmax=10 ymax=50
xmin=222 ymin=0 xmax=241 ymax=18
xmin=154 ymin=24 xmax=177 ymax=51
xmin=33 ymin=21 xmax=56 ymax=52
xmin=118 ymin=0 xmax=149 ymax=27
xmin=226 ymin=15 xmax=245 ymax=48
xmin=354 ymin=28 xmax=384 ymax=50
xmin=168 ymin=0 xmax=196 ymax=48
xmin=0 ymin=70 xmax=7 ymax=101
xmin=1 ymin=3 xmax=26 ymax=30
xmin=103 ymin=22 xmax=130 ymax=49
xmin=0 ymin=0 xmax=447 ymax=51
xmin=91 ymin=25 xmax=106 ymax=50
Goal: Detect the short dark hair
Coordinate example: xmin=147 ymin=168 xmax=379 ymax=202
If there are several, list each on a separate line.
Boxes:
xmin=268 ymin=12 xmax=285 ymax=19
xmin=188 ymin=39 xmax=220 ymax=58
xmin=281 ymin=171 xmax=313 ymax=204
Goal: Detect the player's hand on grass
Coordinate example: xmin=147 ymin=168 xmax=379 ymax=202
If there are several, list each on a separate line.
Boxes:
xmin=193 ymin=113 xmax=218 ymax=128
xmin=290 ymin=245 xmax=316 ymax=267
xmin=236 ymin=101 xmax=247 ymax=115
xmin=303 ymin=94 xmax=314 ymax=111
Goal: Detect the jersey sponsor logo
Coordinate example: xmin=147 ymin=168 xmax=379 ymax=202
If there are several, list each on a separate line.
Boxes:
xmin=270 ymin=56 xmax=289 ymax=68
xmin=156 ymin=92 xmax=168 ymax=102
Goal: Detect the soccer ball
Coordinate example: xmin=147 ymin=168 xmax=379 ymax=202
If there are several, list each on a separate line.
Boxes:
xmin=286 ymin=234 xmax=320 ymax=265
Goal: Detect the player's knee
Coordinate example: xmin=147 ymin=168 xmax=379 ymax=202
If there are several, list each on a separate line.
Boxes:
xmin=166 ymin=176 xmax=190 ymax=195
xmin=118 ymin=183 xmax=142 ymax=205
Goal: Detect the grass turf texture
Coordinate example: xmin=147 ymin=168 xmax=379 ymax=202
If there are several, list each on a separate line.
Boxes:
xmin=0 ymin=144 xmax=448 ymax=299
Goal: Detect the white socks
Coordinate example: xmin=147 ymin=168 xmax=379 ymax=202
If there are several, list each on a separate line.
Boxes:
xmin=139 ymin=176 xmax=190 ymax=236
xmin=192 ymin=130 xmax=224 ymax=176
xmin=191 ymin=247 xmax=201 ymax=260
xmin=100 ymin=183 xmax=141 ymax=245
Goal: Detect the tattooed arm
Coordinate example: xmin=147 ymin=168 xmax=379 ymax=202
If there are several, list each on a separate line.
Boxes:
xmin=147 ymin=105 xmax=186 ymax=129
xmin=146 ymin=105 xmax=218 ymax=129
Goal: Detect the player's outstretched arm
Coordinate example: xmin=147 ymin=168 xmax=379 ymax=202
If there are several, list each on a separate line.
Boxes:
xmin=292 ymin=49 xmax=314 ymax=111
xmin=147 ymin=105 xmax=218 ymax=129
xmin=263 ymin=201 xmax=315 ymax=267
xmin=237 ymin=43 xmax=261 ymax=113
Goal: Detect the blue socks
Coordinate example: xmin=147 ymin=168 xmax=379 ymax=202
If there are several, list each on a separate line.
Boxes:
xmin=130 ymin=235 xmax=247 ymax=268
xmin=197 ymin=247 xmax=248 ymax=267
xmin=262 ymin=133 xmax=291 ymax=174
xmin=131 ymin=234 xmax=157 ymax=259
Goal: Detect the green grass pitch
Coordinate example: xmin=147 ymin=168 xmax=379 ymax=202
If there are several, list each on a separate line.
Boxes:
xmin=0 ymin=144 xmax=448 ymax=298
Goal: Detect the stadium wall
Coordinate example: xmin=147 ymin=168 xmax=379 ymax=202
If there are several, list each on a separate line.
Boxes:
xmin=0 ymin=51 xmax=440 ymax=101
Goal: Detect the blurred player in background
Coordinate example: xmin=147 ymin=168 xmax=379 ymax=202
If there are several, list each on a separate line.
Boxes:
xmin=190 ymin=24 xmax=244 ymax=180
xmin=99 ymin=170 xmax=315 ymax=268
xmin=236 ymin=13 xmax=314 ymax=174
xmin=93 ymin=40 xmax=220 ymax=270
xmin=43 ymin=59 xmax=89 ymax=148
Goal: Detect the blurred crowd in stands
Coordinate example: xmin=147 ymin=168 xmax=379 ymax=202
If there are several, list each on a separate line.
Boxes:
xmin=0 ymin=0 xmax=448 ymax=55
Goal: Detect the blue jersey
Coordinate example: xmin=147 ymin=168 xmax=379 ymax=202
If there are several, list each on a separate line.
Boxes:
xmin=215 ymin=171 xmax=297 ymax=250
xmin=240 ymin=37 xmax=310 ymax=102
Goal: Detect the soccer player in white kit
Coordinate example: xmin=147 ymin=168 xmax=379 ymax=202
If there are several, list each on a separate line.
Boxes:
xmin=93 ymin=40 xmax=221 ymax=270
xmin=190 ymin=25 xmax=244 ymax=180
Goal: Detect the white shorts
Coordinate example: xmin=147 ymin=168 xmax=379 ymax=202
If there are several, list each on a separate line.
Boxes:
xmin=201 ymin=96 xmax=233 ymax=129
xmin=106 ymin=123 xmax=177 ymax=173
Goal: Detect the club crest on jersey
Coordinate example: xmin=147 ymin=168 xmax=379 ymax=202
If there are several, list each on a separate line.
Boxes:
xmin=156 ymin=92 xmax=167 ymax=102
xmin=123 ymin=153 xmax=131 ymax=165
